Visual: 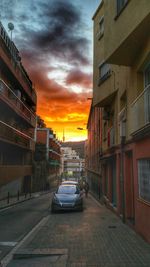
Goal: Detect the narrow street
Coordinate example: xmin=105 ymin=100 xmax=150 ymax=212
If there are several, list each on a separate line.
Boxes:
xmin=0 ymin=193 xmax=51 ymax=262
xmin=1 ymin=194 xmax=150 ymax=267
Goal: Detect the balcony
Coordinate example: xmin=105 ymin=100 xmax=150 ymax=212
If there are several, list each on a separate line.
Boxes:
xmin=104 ymin=1 xmax=150 ymax=65
xmin=93 ymin=73 xmax=117 ymax=107
xmin=130 ymin=85 xmax=150 ymax=137
xmin=0 ymin=79 xmax=36 ymax=127
xmin=0 ymin=120 xmax=35 ymax=150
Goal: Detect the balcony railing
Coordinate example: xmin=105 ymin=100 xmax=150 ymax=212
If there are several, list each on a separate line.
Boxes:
xmin=0 ymin=120 xmax=35 ymax=150
xmin=0 ymin=22 xmax=37 ymax=105
xmin=130 ymin=85 xmax=150 ymax=134
xmin=0 ymin=21 xmax=19 ymax=62
xmin=0 ymin=79 xmax=36 ymax=127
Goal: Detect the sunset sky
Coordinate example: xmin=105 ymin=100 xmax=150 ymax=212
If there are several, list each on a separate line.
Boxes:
xmin=1 ymin=0 xmax=100 ymax=141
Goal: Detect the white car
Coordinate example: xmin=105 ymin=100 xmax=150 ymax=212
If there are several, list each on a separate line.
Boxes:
xmin=61 ymin=180 xmax=78 ymax=185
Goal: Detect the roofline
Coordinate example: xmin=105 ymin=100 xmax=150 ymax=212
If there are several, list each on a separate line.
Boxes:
xmin=92 ymin=0 xmax=104 ymax=20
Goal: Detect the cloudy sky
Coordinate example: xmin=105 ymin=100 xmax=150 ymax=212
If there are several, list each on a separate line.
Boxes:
xmin=1 ymin=0 xmax=100 ymax=141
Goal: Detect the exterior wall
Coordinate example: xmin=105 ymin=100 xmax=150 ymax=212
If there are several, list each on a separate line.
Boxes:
xmin=133 ymin=137 xmax=150 ymax=242
xmin=0 ymin=165 xmax=32 ymax=187
xmin=86 ymin=105 xmax=102 ymax=199
xmin=90 ymin=0 xmax=150 ymax=242
xmin=104 ymin=0 xmax=150 ymax=65
xmin=36 ymin=130 xmax=47 ymax=145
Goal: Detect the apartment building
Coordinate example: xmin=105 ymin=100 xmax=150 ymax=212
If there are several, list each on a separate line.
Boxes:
xmin=61 ymin=147 xmax=85 ymax=179
xmin=0 ymin=22 xmax=37 ymax=197
xmin=88 ymin=0 xmax=150 ymax=242
xmin=35 ymin=128 xmax=61 ymax=188
xmin=86 ymin=104 xmax=102 ymax=198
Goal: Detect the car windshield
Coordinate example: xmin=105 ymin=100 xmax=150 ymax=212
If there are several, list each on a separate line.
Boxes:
xmin=56 ymin=185 xmax=80 ymax=194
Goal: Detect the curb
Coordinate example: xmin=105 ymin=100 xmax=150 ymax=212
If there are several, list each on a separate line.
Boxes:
xmin=0 ymin=191 xmax=51 ymax=211
xmin=0 ymin=196 xmax=34 ymax=211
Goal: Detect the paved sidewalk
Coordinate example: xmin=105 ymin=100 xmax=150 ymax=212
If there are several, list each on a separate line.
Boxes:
xmin=5 ymin=195 xmax=150 ymax=267
xmin=0 ymin=191 xmax=50 ymax=210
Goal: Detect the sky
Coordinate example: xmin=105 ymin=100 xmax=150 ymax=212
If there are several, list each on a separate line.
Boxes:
xmin=0 ymin=0 xmax=100 ymax=141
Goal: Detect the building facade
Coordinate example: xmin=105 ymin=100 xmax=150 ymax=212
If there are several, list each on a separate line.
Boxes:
xmin=35 ymin=128 xmax=61 ymax=189
xmin=0 ymin=22 xmax=37 ymax=197
xmin=61 ymin=147 xmax=85 ymax=179
xmin=86 ymin=104 xmax=102 ymax=198
xmin=87 ymin=0 xmax=150 ymax=242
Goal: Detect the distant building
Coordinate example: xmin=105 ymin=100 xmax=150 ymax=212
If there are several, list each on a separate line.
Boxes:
xmin=0 ymin=22 xmax=37 ymax=197
xmin=34 ymin=127 xmax=61 ymax=190
xmin=62 ymin=141 xmax=85 ymax=159
xmin=61 ymin=147 xmax=85 ymax=179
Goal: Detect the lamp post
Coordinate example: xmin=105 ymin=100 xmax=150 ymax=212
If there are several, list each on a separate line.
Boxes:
xmin=77 ymin=127 xmax=86 ymax=130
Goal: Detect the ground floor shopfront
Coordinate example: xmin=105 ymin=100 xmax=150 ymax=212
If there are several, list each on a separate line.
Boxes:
xmin=87 ymin=170 xmax=102 ymax=200
xmin=88 ymin=136 xmax=150 ymax=243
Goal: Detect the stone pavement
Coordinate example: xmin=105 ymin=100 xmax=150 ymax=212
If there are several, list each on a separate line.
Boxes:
xmin=6 ymin=195 xmax=150 ymax=267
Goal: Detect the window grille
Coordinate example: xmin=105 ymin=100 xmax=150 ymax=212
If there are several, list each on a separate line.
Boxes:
xmin=99 ymin=63 xmax=110 ymax=80
xmin=98 ymin=16 xmax=104 ymax=38
xmin=138 ymin=159 xmax=150 ymax=203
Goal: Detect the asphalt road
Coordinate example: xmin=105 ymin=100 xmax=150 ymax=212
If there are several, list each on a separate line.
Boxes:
xmin=0 ymin=192 xmax=52 ymax=262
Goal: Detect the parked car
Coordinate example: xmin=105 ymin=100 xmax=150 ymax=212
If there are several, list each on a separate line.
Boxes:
xmin=51 ymin=184 xmax=83 ymax=212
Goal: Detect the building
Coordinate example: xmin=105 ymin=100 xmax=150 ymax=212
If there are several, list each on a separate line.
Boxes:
xmin=87 ymin=0 xmax=150 ymax=242
xmin=61 ymin=147 xmax=85 ymax=179
xmin=0 ymin=22 xmax=37 ymax=197
xmin=86 ymin=104 xmax=102 ymax=198
xmin=35 ymin=127 xmax=61 ymax=189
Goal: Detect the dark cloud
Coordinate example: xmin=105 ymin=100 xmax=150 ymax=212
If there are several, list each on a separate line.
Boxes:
xmin=29 ymin=1 xmax=90 ymax=66
xmin=0 ymin=0 xmax=92 ymax=136
xmin=66 ymin=69 xmax=92 ymax=88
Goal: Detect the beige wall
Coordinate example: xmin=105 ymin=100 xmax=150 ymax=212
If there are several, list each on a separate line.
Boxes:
xmin=93 ymin=0 xmax=150 ymax=152
xmin=93 ymin=2 xmax=105 ymax=104
xmin=104 ymin=0 xmax=150 ymax=65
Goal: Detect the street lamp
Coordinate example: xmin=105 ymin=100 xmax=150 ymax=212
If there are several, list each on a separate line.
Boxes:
xmin=77 ymin=127 xmax=85 ymax=130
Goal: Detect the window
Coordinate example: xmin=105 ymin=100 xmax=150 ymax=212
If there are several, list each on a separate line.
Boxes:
xmin=117 ymin=0 xmax=128 ymax=14
xmin=98 ymin=16 xmax=104 ymax=39
xmin=138 ymin=159 xmax=150 ymax=203
xmin=99 ymin=63 xmax=111 ymax=84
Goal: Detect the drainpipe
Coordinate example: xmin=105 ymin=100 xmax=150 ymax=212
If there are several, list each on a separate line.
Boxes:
xmin=120 ymin=121 xmax=126 ymax=223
